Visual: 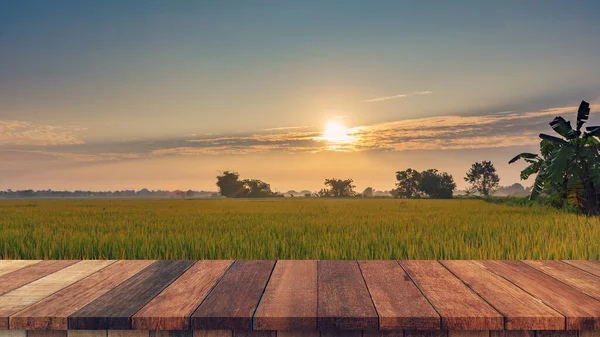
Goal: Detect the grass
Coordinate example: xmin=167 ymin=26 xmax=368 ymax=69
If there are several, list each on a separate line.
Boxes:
xmin=0 ymin=198 xmax=598 ymax=260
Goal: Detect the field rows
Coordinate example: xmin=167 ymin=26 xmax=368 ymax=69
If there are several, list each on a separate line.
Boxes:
xmin=0 ymin=198 xmax=598 ymax=259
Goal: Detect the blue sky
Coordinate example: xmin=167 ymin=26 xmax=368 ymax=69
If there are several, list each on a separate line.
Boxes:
xmin=1 ymin=1 xmax=600 ymax=191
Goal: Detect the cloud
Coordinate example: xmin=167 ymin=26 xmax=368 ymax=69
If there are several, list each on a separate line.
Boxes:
xmin=1 ymin=103 xmax=596 ymax=163
xmin=264 ymin=125 xmax=310 ymax=131
xmin=0 ymin=121 xmax=84 ymax=146
xmin=362 ymin=91 xmax=433 ymax=103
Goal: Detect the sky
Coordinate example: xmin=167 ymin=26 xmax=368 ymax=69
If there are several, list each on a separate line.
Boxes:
xmin=2 ymin=0 xmax=600 ymax=192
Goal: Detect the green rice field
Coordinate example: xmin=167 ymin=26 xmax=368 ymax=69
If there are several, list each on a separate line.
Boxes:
xmin=0 ymin=198 xmax=598 ymax=260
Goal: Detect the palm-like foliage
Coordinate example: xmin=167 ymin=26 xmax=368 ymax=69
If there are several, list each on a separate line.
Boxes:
xmin=509 ymin=101 xmax=600 ymax=214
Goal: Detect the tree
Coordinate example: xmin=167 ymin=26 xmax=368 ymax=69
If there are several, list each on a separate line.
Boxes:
xmin=321 ymin=178 xmax=356 ymax=197
xmin=419 ymin=169 xmax=456 ymax=199
xmin=509 ymin=100 xmax=600 ymax=214
xmin=243 ymin=179 xmax=274 ymax=198
xmin=393 ymin=168 xmax=421 ymax=198
xmin=216 ymin=171 xmax=247 ymax=197
xmin=362 ymin=187 xmax=374 ymax=198
xmin=185 ymin=190 xmax=195 ymax=198
xmin=464 ymin=161 xmax=500 ymax=196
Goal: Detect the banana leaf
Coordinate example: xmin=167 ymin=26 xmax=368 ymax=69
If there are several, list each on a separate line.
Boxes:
xmin=539 ymin=133 xmax=568 ymax=144
xmin=577 ymin=100 xmax=590 ymax=131
xmin=508 ymin=152 xmax=539 ymax=164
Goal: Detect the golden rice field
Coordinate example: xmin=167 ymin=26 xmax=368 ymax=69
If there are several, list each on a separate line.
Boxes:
xmin=0 ymin=198 xmax=598 ymax=260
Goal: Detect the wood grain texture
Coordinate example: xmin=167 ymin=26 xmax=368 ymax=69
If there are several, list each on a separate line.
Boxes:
xmin=441 ymin=260 xmax=564 ymax=330
xmin=107 ymin=332 xmax=148 ymax=337
xmin=133 ymin=260 xmax=233 ymax=330
xmin=319 ymin=332 xmax=361 ymax=337
xmin=231 ymin=331 xmax=275 ymax=337
xmin=317 ymin=260 xmax=378 ymax=330
xmin=0 ymin=261 xmax=113 ymax=329
xmin=363 ymin=331 xmax=404 ymax=337
xmin=275 ymin=331 xmax=320 ymax=337
xmin=562 ymin=261 xmax=600 ymax=278
xmin=359 ymin=260 xmax=440 ymax=330
xmin=192 ymin=331 xmax=231 ymax=337
xmin=405 ymin=331 xmax=447 ymax=337
xmin=69 ymin=260 xmax=195 ymax=330
xmin=28 ymin=331 xmax=67 ymax=337
xmin=11 ymin=260 xmax=154 ymax=330
xmin=399 ymin=260 xmax=503 ymax=330
xmin=482 ymin=260 xmax=600 ymax=330
xmin=191 ymin=260 xmax=276 ymax=331
xmin=0 ymin=261 xmax=42 ymax=277
xmin=193 ymin=332 xmax=232 ymax=337
xmin=447 ymin=332 xmax=488 ymax=337
xmin=253 ymin=260 xmax=317 ymax=330
xmin=535 ymin=332 xmax=577 ymax=337
xmin=67 ymin=331 xmax=107 ymax=337
xmin=0 ymin=260 xmax=79 ymax=296
xmin=523 ymin=261 xmax=600 ymax=300
xmin=580 ymin=331 xmax=600 ymax=337
xmin=490 ymin=332 xmax=534 ymax=337
xmin=149 ymin=331 xmax=192 ymax=337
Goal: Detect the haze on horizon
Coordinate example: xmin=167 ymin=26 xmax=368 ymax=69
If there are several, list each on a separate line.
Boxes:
xmin=2 ymin=0 xmax=600 ymax=192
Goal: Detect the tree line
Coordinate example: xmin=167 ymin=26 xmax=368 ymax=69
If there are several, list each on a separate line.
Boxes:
xmin=216 ymin=161 xmax=500 ymax=199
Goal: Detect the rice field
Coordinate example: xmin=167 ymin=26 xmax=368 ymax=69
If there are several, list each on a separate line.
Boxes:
xmin=0 ymin=198 xmax=598 ymax=260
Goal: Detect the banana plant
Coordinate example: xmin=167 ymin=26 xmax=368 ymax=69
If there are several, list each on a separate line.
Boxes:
xmin=509 ymin=101 xmax=600 ymax=214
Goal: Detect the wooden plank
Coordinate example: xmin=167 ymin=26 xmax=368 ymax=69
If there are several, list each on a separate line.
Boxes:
xmin=447 ymin=332 xmax=488 ymax=337
xmin=132 ymin=260 xmax=233 ymax=330
xmin=363 ymin=331 xmax=404 ymax=337
xmin=275 ymin=332 xmax=320 ymax=337
xmin=482 ymin=260 xmax=600 ymax=329
xmin=231 ymin=332 xmax=275 ymax=337
xmin=399 ymin=260 xmax=503 ymax=330
xmin=0 ymin=331 xmax=26 ymax=337
xmin=68 ymin=260 xmax=195 ymax=330
xmin=524 ymin=260 xmax=600 ymax=300
xmin=562 ymin=260 xmax=600 ymax=277
xmin=108 ymin=332 xmax=148 ymax=337
xmin=149 ymin=332 xmax=192 ymax=337
xmin=11 ymin=260 xmax=155 ymax=330
xmin=253 ymin=260 xmax=317 ymax=330
xmin=580 ymin=331 xmax=600 ymax=337
xmin=536 ymin=332 xmax=577 ymax=337
xmin=441 ymin=260 xmax=564 ymax=330
xmin=67 ymin=331 xmax=107 ymax=337
xmin=0 ymin=260 xmax=79 ymax=295
xmin=0 ymin=260 xmax=42 ymax=277
xmin=193 ymin=331 xmax=231 ymax=337
xmin=0 ymin=260 xmax=113 ymax=329
xmin=191 ymin=260 xmax=276 ymax=330
xmin=317 ymin=260 xmax=378 ymax=330
xmin=405 ymin=331 xmax=446 ymax=337
xmin=359 ymin=260 xmax=440 ymax=330
xmin=28 ymin=332 xmax=67 ymax=337
xmin=320 ymin=332 xmax=361 ymax=337
xmin=490 ymin=332 xmax=533 ymax=337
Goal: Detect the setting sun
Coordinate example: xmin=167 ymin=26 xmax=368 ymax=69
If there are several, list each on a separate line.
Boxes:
xmin=323 ymin=120 xmax=351 ymax=143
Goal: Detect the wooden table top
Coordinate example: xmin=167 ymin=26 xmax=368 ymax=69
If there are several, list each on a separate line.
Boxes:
xmin=0 ymin=260 xmax=599 ymax=331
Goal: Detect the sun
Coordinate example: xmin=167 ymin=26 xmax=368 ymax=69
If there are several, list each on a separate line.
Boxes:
xmin=323 ymin=120 xmax=351 ymax=143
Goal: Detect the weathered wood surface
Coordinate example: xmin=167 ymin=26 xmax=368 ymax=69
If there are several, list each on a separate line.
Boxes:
xmin=317 ymin=260 xmax=378 ymax=330
xmin=482 ymin=260 xmax=600 ymax=330
xmin=399 ymin=261 xmax=503 ymax=330
xmin=441 ymin=261 xmax=564 ymax=330
xmin=69 ymin=261 xmax=195 ymax=330
xmin=253 ymin=260 xmax=317 ymax=331
xmin=359 ymin=260 xmax=439 ymax=330
xmin=11 ymin=261 xmax=155 ymax=330
xmin=191 ymin=260 xmax=276 ymax=330
xmin=133 ymin=260 xmax=233 ymax=330
xmin=0 ymin=260 xmax=599 ymax=331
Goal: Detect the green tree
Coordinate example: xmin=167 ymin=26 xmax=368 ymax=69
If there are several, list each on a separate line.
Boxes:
xmin=464 ymin=161 xmax=500 ymax=196
xmin=321 ymin=178 xmax=356 ymax=197
xmin=509 ymin=100 xmax=600 ymax=214
xmin=419 ymin=169 xmax=456 ymax=199
xmin=393 ymin=168 xmax=421 ymax=198
xmin=216 ymin=171 xmax=247 ymax=197
xmin=243 ymin=179 xmax=275 ymax=198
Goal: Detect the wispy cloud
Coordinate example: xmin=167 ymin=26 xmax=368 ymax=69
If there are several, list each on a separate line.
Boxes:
xmin=1 ymin=103 xmax=597 ymax=163
xmin=264 ymin=125 xmax=310 ymax=131
xmin=362 ymin=91 xmax=433 ymax=103
xmin=0 ymin=121 xmax=84 ymax=146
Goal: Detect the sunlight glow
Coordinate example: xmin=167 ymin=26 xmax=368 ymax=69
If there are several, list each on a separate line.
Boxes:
xmin=323 ymin=120 xmax=351 ymax=143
